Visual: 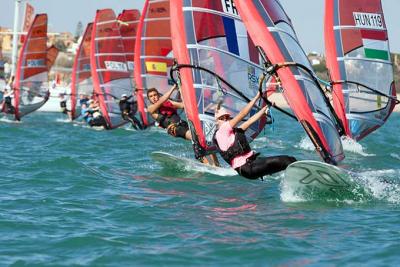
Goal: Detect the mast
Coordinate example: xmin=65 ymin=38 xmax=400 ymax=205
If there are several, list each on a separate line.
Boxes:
xmin=11 ymin=0 xmax=22 ymax=77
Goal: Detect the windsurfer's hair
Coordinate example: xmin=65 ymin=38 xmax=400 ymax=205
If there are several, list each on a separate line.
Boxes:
xmin=146 ymin=88 xmax=159 ymax=98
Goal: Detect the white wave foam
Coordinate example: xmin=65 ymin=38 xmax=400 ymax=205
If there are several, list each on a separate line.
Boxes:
xmin=55 ymin=118 xmax=72 ymax=123
xmin=296 ymin=136 xmax=314 ymax=151
xmin=296 ymin=136 xmax=374 ymax=156
xmin=341 ymin=137 xmax=374 ymax=156
xmin=390 ymin=153 xmax=400 ymax=160
xmin=0 ymin=117 xmax=20 ymax=124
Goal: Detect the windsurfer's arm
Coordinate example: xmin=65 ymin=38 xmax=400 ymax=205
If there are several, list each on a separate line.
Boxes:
xmin=169 ymin=100 xmax=184 ymax=109
xmin=239 ymin=105 xmax=268 ymax=131
xmin=147 ymin=84 xmax=177 ymax=114
xmin=229 ymin=92 xmax=260 ymax=128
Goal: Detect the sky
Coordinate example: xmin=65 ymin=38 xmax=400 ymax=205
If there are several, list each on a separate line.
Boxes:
xmin=1 ymin=0 xmax=400 ymax=53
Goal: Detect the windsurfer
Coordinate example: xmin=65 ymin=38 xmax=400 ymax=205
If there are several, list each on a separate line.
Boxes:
xmin=213 ymin=92 xmax=296 ymax=179
xmin=59 ymin=93 xmax=72 ymax=120
xmin=119 ymin=93 xmax=143 ymax=130
xmin=147 ymin=85 xmax=191 ymax=140
xmin=82 ymin=99 xmax=108 ymax=129
xmin=1 ymin=87 xmax=15 ymax=114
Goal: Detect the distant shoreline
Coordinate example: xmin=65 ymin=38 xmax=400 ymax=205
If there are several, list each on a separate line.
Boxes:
xmin=268 ymin=93 xmax=400 ymax=112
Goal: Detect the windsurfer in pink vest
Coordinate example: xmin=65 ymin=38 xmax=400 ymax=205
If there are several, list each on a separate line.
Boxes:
xmin=147 ymin=84 xmax=191 ymax=140
xmin=213 ymin=92 xmax=296 ymax=179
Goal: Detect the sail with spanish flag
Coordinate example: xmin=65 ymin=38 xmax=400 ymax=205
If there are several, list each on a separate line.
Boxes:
xmin=90 ymin=9 xmax=137 ymax=129
xmin=324 ymin=0 xmax=397 ymax=141
xmin=170 ymin=0 xmax=269 ymax=159
xmin=134 ymin=0 xmax=177 ymax=127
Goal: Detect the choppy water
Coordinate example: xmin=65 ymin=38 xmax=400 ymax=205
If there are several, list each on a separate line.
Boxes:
xmin=1 ymin=111 xmax=399 ymax=266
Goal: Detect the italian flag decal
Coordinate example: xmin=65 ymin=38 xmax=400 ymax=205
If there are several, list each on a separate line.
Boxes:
xmin=361 ymin=29 xmax=389 ymax=61
xmin=353 ymin=12 xmax=389 ymax=61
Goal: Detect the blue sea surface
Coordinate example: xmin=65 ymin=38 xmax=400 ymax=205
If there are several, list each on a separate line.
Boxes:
xmin=0 ymin=112 xmax=399 ymax=266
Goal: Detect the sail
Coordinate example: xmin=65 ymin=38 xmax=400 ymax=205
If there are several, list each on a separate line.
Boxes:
xmin=117 ymin=9 xmax=140 ymax=77
xmin=235 ymin=0 xmax=344 ymax=164
xmin=91 ymin=9 xmax=136 ymax=129
xmin=170 ymin=0 xmax=268 ymax=158
xmin=325 ymin=0 xmax=396 ymax=141
xmin=46 ymin=45 xmax=59 ymax=70
xmin=134 ymin=0 xmax=177 ymax=127
xmin=70 ymin=23 xmax=93 ymax=120
xmin=13 ymin=13 xmax=49 ymax=120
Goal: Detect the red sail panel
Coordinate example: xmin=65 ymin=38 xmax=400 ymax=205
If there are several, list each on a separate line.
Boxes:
xmin=91 ymin=9 xmax=136 ymax=129
xmin=46 ymin=45 xmax=59 ymax=70
xmin=236 ymin=0 xmax=344 ymax=164
xmin=71 ymin=23 xmax=93 ymax=119
xmin=13 ymin=13 xmax=49 ymax=120
xmin=134 ymin=0 xmax=175 ymax=127
xmin=325 ymin=0 xmax=396 ymax=141
xmin=117 ymin=9 xmax=140 ymax=73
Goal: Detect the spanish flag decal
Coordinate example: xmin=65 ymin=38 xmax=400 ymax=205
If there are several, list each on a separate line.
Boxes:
xmin=145 ymin=61 xmax=167 ymax=74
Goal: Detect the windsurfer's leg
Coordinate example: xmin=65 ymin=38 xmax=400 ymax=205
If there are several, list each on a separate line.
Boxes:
xmin=238 ymin=155 xmax=297 ymax=179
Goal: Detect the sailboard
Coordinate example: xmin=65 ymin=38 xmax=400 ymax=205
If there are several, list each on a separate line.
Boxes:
xmin=324 ymin=0 xmax=397 ymax=141
xmin=11 ymin=14 xmax=50 ymax=121
xmin=90 ymin=9 xmax=137 ymax=129
xmin=170 ymin=0 xmax=269 ymax=159
xmin=282 ymin=160 xmax=360 ymax=199
xmin=134 ymin=0 xmax=178 ymax=127
xmin=151 ymin=151 xmax=237 ymax=176
xmin=71 ymin=23 xmax=94 ymax=120
xmin=235 ymin=0 xmax=345 ymax=165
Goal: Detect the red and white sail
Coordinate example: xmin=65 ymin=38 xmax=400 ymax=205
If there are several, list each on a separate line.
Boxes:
xmin=325 ymin=0 xmax=396 ymax=141
xmin=134 ymin=0 xmax=177 ymax=127
xmin=170 ymin=0 xmax=269 ymax=158
xmin=91 ymin=9 xmax=136 ymax=129
xmin=235 ymin=0 xmax=344 ymax=164
xmin=12 ymin=13 xmax=49 ymax=120
xmin=71 ymin=23 xmax=93 ymax=120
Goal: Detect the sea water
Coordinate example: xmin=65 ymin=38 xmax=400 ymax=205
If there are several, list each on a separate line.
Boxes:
xmin=0 ymin=111 xmax=399 ymax=266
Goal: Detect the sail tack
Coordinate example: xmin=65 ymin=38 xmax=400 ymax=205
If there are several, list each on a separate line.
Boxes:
xmin=325 ymin=0 xmax=396 ymax=141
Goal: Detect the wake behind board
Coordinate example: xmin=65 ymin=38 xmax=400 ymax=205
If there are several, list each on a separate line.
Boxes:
xmin=282 ymin=160 xmax=364 ymax=200
xmin=151 ymin=151 xmax=237 ymax=177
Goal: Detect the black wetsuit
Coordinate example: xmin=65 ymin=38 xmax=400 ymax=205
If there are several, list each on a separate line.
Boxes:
xmin=3 ymin=95 xmax=15 ymax=114
xmin=214 ymin=125 xmax=296 ymax=179
xmin=119 ymin=96 xmax=143 ymax=129
xmin=157 ymin=100 xmax=189 ymax=139
xmin=60 ymin=100 xmax=69 ymax=114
